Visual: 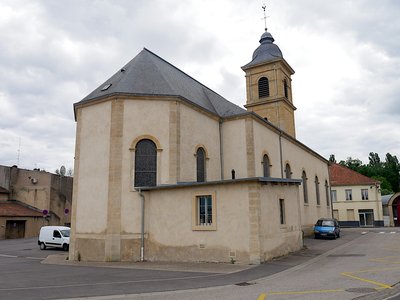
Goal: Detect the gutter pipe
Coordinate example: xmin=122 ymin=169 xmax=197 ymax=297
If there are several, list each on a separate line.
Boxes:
xmin=139 ymin=189 xmax=145 ymax=262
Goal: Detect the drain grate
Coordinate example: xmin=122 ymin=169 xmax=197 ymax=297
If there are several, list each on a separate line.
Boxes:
xmin=346 ymin=287 xmax=376 ymax=293
xmin=235 ymin=282 xmax=255 ymax=286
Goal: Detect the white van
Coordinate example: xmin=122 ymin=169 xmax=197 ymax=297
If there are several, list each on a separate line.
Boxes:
xmin=38 ymin=226 xmax=70 ymax=251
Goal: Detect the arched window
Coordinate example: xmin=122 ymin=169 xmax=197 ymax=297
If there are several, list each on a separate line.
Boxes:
xmin=262 ymin=154 xmax=270 ymax=177
xmin=134 ymin=139 xmax=157 ymax=187
xmin=302 ymin=171 xmax=308 ymax=204
xmin=284 ymin=79 xmax=288 ymax=98
xmin=325 ymin=180 xmax=330 ymax=206
xmin=258 ymin=77 xmax=270 ymax=98
xmin=315 ymin=176 xmax=320 ymax=205
xmin=196 ymin=147 xmax=206 ymax=182
xmin=285 ymin=163 xmax=291 ymax=179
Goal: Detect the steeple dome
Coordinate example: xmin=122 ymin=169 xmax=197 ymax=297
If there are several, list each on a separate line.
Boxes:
xmin=243 ymin=29 xmax=283 ymax=69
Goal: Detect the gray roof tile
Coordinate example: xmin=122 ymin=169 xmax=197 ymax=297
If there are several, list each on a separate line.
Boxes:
xmin=76 ymin=48 xmax=246 ymax=118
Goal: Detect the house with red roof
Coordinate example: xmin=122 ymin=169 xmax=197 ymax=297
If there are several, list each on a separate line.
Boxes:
xmin=329 ymin=163 xmax=383 ymax=227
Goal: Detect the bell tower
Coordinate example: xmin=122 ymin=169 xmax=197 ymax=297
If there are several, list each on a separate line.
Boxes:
xmin=242 ymin=29 xmax=296 ymax=137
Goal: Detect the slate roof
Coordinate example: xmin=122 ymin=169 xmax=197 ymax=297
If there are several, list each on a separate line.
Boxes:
xmin=0 ymin=201 xmax=43 ymax=217
xmin=75 ymin=48 xmax=246 ymax=118
xmin=242 ymin=30 xmax=284 ymax=70
xmin=329 ymin=163 xmax=379 ymax=186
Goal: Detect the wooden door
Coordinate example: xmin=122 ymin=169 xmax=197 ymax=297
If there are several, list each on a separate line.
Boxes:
xmin=5 ymin=220 xmax=26 ymax=239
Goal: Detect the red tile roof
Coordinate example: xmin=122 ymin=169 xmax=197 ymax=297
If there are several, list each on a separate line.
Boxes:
xmin=329 ymin=163 xmax=379 ymax=186
xmin=0 ymin=201 xmax=43 ymax=217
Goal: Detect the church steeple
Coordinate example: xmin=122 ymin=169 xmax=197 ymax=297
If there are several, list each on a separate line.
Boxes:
xmin=242 ymin=28 xmax=296 ymax=137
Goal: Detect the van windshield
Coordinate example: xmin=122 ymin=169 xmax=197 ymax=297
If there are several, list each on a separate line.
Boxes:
xmin=60 ymin=230 xmax=70 ymax=237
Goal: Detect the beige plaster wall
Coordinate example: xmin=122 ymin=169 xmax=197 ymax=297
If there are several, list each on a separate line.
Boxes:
xmin=12 ymin=169 xmax=51 ymax=211
xmin=75 ymin=101 xmax=111 ymax=233
xmin=144 ymin=184 xmax=250 ymax=263
xmin=259 ymin=184 xmax=302 ymax=260
xmin=252 ymin=121 xmax=281 ymax=178
xmin=120 ymin=99 xmax=171 ymax=235
xmin=179 ymin=104 xmax=221 ymax=182
xmin=221 ymin=119 xmax=247 ymax=179
xmin=280 ymin=136 xmax=331 ymax=230
xmin=332 ymin=185 xmax=383 ymax=222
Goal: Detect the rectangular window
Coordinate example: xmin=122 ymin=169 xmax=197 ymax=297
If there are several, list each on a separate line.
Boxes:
xmin=198 ymin=195 xmax=212 ymax=225
xmin=192 ymin=193 xmax=216 ymax=231
xmin=279 ymin=199 xmax=285 ymax=225
xmin=345 ymin=189 xmax=352 ymax=201
xmin=333 ymin=209 xmax=339 ymax=220
xmin=331 ymin=190 xmax=337 ymax=202
xmin=361 ymin=189 xmax=369 ymax=200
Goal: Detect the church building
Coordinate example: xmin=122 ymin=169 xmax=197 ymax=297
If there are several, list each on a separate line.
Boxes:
xmin=69 ymin=28 xmax=331 ymax=264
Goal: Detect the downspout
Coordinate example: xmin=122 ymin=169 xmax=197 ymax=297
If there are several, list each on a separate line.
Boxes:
xmin=219 ymin=119 xmax=224 ymax=180
xmin=279 ymin=131 xmax=284 ymax=178
xmin=139 ymin=189 xmax=145 ymax=262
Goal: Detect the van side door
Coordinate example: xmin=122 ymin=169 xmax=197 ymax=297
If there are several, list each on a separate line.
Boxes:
xmin=50 ymin=230 xmax=63 ymax=247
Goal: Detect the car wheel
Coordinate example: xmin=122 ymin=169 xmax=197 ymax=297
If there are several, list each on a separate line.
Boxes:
xmin=62 ymin=244 xmax=69 ymax=251
xmin=314 ymin=235 xmax=318 ymax=239
xmin=40 ymin=242 xmax=46 ymax=250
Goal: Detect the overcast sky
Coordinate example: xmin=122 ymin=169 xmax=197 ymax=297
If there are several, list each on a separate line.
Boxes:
xmin=1 ymin=0 xmax=399 ymax=173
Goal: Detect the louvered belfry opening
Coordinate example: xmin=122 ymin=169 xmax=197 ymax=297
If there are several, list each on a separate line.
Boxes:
xmin=135 ymin=139 xmax=157 ymax=187
xmin=196 ymin=147 xmax=206 ymax=182
xmin=258 ymin=77 xmax=270 ymax=98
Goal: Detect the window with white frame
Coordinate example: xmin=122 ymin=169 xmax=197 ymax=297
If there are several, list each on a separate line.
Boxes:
xmin=192 ymin=193 xmax=216 ymax=231
xmin=345 ymin=189 xmax=352 ymax=201
xmin=361 ymin=189 xmax=369 ymax=200
xmin=331 ymin=190 xmax=337 ymax=202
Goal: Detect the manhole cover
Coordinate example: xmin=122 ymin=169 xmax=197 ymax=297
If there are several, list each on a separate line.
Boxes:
xmin=235 ymin=282 xmax=255 ymax=286
xmin=346 ymin=287 xmax=376 ymax=293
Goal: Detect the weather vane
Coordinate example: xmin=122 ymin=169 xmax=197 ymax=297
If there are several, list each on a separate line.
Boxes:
xmin=262 ymin=3 xmax=269 ymax=31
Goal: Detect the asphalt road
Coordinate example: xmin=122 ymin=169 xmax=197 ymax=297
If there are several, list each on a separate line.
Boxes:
xmin=0 ymin=228 xmax=399 ymax=300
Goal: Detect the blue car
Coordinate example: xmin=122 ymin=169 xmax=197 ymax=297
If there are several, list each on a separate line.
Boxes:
xmin=314 ymin=218 xmax=340 ymax=239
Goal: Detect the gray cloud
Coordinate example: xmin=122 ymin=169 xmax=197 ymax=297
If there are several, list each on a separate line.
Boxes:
xmin=1 ymin=0 xmax=399 ymax=172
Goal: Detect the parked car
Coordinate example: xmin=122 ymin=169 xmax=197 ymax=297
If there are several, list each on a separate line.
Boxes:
xmin=313 ymin=218 xmax=340 ymax=239
xmin=38 ymin=226 xmax=70 ymax=251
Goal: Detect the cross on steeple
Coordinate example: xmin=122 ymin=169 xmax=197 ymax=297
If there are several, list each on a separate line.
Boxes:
xmin=262 ymin=3 xmax=268 ymax=31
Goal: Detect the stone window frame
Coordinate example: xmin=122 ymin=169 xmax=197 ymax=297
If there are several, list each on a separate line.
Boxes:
xmin=302 ymin=170 xmax=309 ymax=204
xmin=315 ymin=175 xmax=320 ymax=206
xmin=194 ymin=145 xmax=209 ymax=183
xmin=258 ymin=76 xmax=270 ymax=98
xmin=192 ymin=191 xmax=216 ymax=231
xmin=129 ymin=135 xmax=163 ymax=190
xmin=261 ymin=152 xmax=272 ymax=177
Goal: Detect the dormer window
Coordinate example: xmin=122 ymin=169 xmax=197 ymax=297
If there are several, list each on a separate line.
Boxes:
xmin=258 ymin=77 xmax=270 ymax=98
